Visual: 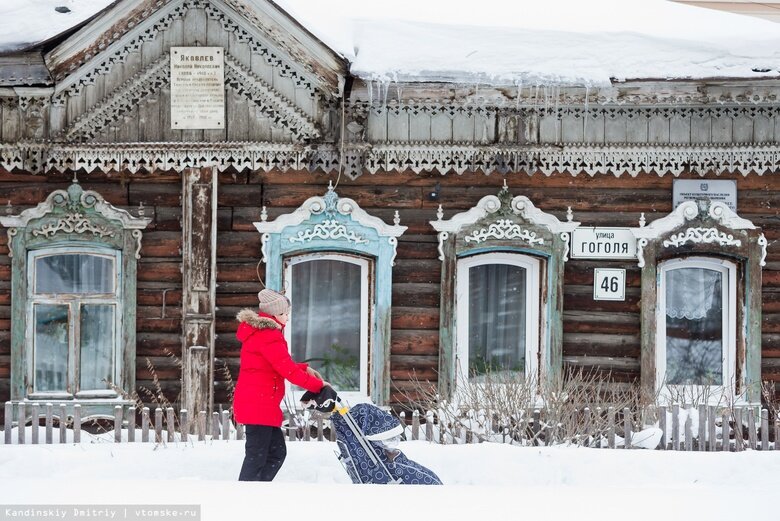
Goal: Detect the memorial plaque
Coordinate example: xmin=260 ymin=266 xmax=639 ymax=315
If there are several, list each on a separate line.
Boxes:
xmin=673 ymin=179 xmax=737 ymax=211
xmin=170 ymin=47 xmax=225 ymax=130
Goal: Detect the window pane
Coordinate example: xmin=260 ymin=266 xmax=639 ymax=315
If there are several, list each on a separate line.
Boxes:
xmin=34 ymin=304 xmax=69 ymax=392
xmin=80 ymin=304 xmax=115 ymax=391
xmin=665 ymin=267 xmax=723 ymax=385
xmin=291 ymin=259 xmax=362 ymax=391
xmin=468 ymin=263 xmax=526 ymax=377
xmin=35 ymin=254 xmax=115 ymax=294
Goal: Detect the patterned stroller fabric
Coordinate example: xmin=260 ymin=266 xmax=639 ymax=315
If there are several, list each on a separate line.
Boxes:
xmin=330 ymin=403 xmax=443 ymax=485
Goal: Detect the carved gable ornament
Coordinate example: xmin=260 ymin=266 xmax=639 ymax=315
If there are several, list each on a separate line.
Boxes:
xmin=0 ymin=180 xmax=151 ymax=258
xmin=430 ymin=184 xmax=580 ymax=261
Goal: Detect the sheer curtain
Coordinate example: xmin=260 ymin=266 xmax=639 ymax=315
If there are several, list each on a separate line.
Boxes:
xmin=665 ymin=267 xmax=723 ymax=385
xmin=36 ymin=254 xmax=114 ymax=294
xmin=468 ymin=263 xmax=526 ymax=377
xmin=291 ymin=258 xmax=362 ymax=391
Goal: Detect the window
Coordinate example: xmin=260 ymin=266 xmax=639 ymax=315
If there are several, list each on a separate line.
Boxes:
xmin=631 ymin=199 xmax=766 ymax=404
xmin=0 ymin=181 xmax=150 ymax=416
xmin=27 ymin=249 xmax=121 ymax=398
xmin=657 ymin=257 xmax=736 ymax=400
xmin=284 ymin=253 xmax=371 ymax=399
xmin=456 ymin=253 xmax=540 ymax=382
xmin=432 ymin=189 xmax=579 ymax=398
xmin=254 ymin=183 xmax=406 ymax=404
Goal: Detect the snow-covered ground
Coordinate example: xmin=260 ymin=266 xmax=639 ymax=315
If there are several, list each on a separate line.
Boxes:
xmin=0 ymin=438 xmax=778 ymax=520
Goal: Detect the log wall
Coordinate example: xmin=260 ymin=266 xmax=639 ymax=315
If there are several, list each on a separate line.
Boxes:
xmin=0 ymin=167 xmax=778 ymax=411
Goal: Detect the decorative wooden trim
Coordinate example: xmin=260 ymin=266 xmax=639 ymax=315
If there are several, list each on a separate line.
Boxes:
xmin=254 ymin=183 xmax=407 ymax=405
xmin=630 ymin=199 xmax=764 ymax=403
xmin=1 ymin=142 xmax=779 ymax=179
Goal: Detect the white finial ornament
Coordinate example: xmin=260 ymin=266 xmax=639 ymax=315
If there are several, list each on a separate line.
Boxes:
xmin=436 ymin=204 xmax=444 ymax=221
xmin=393 ymin=210 xmax=400 ymax=226
xmin=261 ymin=206 xmax=268 ymax=222
xmin=137 ymin=201 xmax=145 ymax=217
xmin=566 ymin=206 xmax=573 ymax=222
xmin=639 ymin=213 xmax=646 ymax=227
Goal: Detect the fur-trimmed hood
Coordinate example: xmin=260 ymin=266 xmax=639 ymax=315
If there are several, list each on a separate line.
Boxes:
xmin=236 ymin=308 xmax=282 ymax=334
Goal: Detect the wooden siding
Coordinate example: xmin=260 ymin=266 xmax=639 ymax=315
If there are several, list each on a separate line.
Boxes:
xmin=0 ymin=167 xmax=779 ymax=410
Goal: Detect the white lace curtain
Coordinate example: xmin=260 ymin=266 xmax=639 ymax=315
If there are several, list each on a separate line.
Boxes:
xmin=665 ymin=267 xmax=722 ymax=320
xmin=290 ymin=259 xmax=362 ymax=390
xmin=467 ymin=263 xmax=526 ymax=375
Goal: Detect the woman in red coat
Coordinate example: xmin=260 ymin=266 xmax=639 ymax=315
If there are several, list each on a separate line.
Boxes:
xmin=234 ymin=289 xmax=325 ymax=481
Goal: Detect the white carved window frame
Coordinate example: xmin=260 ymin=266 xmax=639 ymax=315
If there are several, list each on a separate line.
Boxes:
xmin=431 ymin=189 xmax=579 ymax=398
xmin=282 ymin=252 xmax=372 ymax=404
xmin=455 ymin=252 xmax=541 ymax=389
xmin=656 ymin=257 xmax=737 ymax=405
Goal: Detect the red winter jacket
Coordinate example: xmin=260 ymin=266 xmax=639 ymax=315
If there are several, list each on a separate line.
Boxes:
xmin=233 ymin=309 xmax=324 ymax=426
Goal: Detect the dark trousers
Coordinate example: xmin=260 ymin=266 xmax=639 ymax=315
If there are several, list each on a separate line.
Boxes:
xmin=238 ymin=425 xmax=287 ymax=481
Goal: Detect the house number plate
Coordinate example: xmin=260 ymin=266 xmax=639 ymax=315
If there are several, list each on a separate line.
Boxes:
xmin=593 ymin=268 xmax=626 ymax=301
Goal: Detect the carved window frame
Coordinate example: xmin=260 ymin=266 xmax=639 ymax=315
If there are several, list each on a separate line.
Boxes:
xmin=431 ymin=188 xmax=580 ymax=398
xmin=631 ymin=200 xmax=766 ymax=404
xmin=0 ymin=181 xmax=150 ymax=418
xmin=254 ymin=184 xmax=407 ymax=405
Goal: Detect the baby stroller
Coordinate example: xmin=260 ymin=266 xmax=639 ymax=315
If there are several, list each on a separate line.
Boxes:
xmin=301 ymin=387 xmax=442 ymax=485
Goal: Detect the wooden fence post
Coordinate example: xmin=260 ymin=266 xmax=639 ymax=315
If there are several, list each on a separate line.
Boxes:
xmin=671 ymin=404 xmax=680 ymax=451
xmin=775 ymin=420 xmax=780 ymax=451
xmin=197 ymin=411 xmax=206 ymax=441
xmin=698 ymin=405 xmax=707 ymax=452
xmin=127 ymin=407 xmax=135 ymax=443
xmin=142 ymin=407 xmax=150 ymax=443
xmin=31 ymin=404 xmax=39 ymax=445
xmin=59 ymin=404 xmax=67 ymax=444
xmin=761 ymin=409 xmax=769 ymax=451
xmin=684 ymin=409 xmax=693 ymax=451
xmin=44 ymin=403 xmax=52 ymax=445
xmin=4 ymin=402 xmax=12 ymax=444
xmin=607 ymin=407 xmax=615 ymax=449
xmin=155 ymin=408 xmax=163 ymax=443
xmin=317 ymin=415 xmax=324 ymax=442
xmin=167 ymin=407 xmax=175 ymax=443
xmin=708 ymin=406 xmax=716 ymax=452
xmin=211 ymin=412 xmax=220 ymax=440
xmin=412 ymin=410 xmax=420 ymax=441
xmin=114 ymin=405 xmax=123 ymax=443
xmin=73 ymin=405 xmax=81 ymax=444
xmin=658 ymin=406 xmax=667 ymax=450
xmin=734 ymin=408 xmax=743 ymax=452
xmin=426 ymin=411 xmax=434 ymax=442
xmin=623 ymin=407 xmax=632 ymax=450
xmin=721 ymin=410 xmax=730 ymax=452
xmin=180 ymin=410 xmax=189 ymax=442
xmin=747 ymin=408 xmax=757 ymax=450
xmin=221 ymin=410 xmax=230 ymax=441
xmin=18 ymin=402 xmax=27 ymax=445
xmin=236 ymin=422 xmax=243 ymax=441
xmin=583 ymin=408 xmax=591 ymax=448
xmin=288 ymin=412 xmax=296 ymax=442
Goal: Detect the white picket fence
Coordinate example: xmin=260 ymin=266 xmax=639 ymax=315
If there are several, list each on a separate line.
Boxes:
xmin=2 ymin=401 xmax=778 ymax=450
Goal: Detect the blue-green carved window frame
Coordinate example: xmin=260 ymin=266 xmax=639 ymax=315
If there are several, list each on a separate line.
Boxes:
xmin=255 ymin=186 xmax=407 ymax=405
xmin=0 ymin=181 xmax=150 ymax=419
xmin=431 ymin=189 xmax=579 ymax=399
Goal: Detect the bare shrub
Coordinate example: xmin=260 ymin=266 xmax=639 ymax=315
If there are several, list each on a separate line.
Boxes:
xmin=399 ymin=367 xmax=646 ymax=446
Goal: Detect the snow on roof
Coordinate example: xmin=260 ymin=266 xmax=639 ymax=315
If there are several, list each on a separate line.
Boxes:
xmin=1 ymin=0 xmax=779 ymax=86
xmin=274 ymin=0 xmax=780 ymax=86
xmin=0 ymin=0 xmax=117 ymax=53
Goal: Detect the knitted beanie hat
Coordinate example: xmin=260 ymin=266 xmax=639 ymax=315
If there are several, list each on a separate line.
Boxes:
xmin=257 ymin=289 xmax=290 ymax=316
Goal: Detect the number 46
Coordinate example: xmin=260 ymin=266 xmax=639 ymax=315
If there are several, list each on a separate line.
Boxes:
xmin=600 ymin=276 xmax=619 ymax=293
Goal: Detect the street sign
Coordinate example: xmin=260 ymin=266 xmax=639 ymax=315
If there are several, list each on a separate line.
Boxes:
xmin=593 ymin=268 xmax=626 ymax=301
xmin=571 ymin=228 xmax=636 ymax=260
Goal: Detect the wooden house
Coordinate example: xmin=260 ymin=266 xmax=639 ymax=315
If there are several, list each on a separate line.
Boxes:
xmin=0 ymin=0 xmax=778 ymax=423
